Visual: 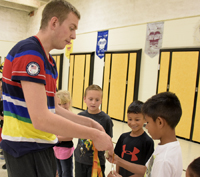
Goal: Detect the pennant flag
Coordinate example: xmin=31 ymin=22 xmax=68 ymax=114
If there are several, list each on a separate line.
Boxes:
xmin=65 ymin=40 xmax=73 ymax=59
xmin=96 ymin=30 xmax=109 ymax=59
xmin=145 ymin=22 xmax=164 ymax=58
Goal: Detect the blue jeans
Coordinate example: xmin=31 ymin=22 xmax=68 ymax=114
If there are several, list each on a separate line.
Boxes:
xmin=56 ymin=154 xmax=73 ymax=177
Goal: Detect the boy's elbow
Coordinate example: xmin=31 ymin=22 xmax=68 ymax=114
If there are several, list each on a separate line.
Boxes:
xmin=30 ymin=113 xmax=47 ymax=131
xmin=140 ymin=166 xmax=147 ymax=175
xmin=31 ymin=115 xmax=43 ymax=130
xmin=29 ymin=108 xmax=50 ymax=131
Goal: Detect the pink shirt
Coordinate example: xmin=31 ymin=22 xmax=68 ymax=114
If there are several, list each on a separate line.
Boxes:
xmin=53 ymin=146 xmax=74 ymax=160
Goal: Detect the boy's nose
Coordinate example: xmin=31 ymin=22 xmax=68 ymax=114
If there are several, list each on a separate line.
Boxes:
xmin=71 ymin=31 xmax=76 ymax=40
xmin=129 ymin=121 xmax=136 ymax=126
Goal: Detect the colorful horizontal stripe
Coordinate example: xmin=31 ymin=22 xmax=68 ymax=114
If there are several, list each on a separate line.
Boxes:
xmin=1 ymin=36 xmax=58 ymax=157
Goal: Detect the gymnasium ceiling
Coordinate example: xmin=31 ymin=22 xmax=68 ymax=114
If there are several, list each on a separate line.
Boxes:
xmin=0 ymin=0 xmax=50 ymax=13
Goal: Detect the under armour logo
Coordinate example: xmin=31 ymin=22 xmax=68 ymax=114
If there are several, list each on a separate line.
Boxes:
xmin=121 ymin=145 xmax=140 ymax=161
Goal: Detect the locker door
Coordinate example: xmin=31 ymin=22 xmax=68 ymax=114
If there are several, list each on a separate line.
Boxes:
xmin=192 ymin=70 xmax=200 ymax=142
xmin=108 ymin=53 xmax=129 ymax=121
xmin=72 ymin=55 xmax=85 ymax=109
xmin=102 ymin=50 xmax=141 ymax=122
xmin=157 ymin=52 xmax=170 ymax=93
xmin=68 ymin=52 xmax=94 ymax=110
xmin=169 ymin=51 xmax=199 ymax=139
xmin=68 ymin=55 xmax=74 ymax=98
xmin=82 ymin=54 xmax=92 ymax=110
xmin=124 ymin=53 xmax=137 ymax=122
xmin=52 ymin=54 xmax=63 ymax=90
xmin=102 ymin=53 xmax=111 ymax=114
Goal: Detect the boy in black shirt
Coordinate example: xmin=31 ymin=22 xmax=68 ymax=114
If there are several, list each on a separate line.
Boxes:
xmin=114 ymin=101 xmax=154 ymax=177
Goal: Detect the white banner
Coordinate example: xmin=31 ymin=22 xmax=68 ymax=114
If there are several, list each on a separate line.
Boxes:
xmin=145 ymin=22 xmax=164 ymax=58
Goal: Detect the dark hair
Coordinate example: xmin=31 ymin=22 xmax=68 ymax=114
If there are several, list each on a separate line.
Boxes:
xmin=127 ymin=100 xmax=144 ymax=114
xmin=188 ymin=157 xmax=200 ymax=177
xmin=142 ymin=92 xmax=182 ymax=129
xmin=40 ymin=0 xmax=80 ymax=29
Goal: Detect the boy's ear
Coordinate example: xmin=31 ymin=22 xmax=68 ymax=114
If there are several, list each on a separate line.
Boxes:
xmin=156 ymin=117 xmax=165 ymax=128
xmin=49 ymin=17 xmax=59 ymax=30
xmin=83 ymin=96 xmax=86 ymax=103
xmin=142 ymin=115 xmax=147 ymax=123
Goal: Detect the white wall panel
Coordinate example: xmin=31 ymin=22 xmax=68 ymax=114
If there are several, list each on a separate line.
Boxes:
xmin=163 ymin=16 xmax=200 ymax=47
xmin=1 ymin=0 xmax=200 ymax=102
xmin=0 ymin=6 xmax=28 ymax=42
xmin=69 ymin=0 xmax=200 ymax=34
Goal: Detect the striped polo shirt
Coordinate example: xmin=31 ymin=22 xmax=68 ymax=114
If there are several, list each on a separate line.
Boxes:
xmin=1 ymin=36 xmax=58 ymax=157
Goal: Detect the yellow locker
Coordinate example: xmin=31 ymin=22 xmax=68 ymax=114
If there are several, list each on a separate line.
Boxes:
xmin=157 ymin=52 xmax=170 ymax=93
xmin=102 ymin=50 xmax=142 ymax=122
xmin=169 ymin=52 xmax=198 ymax=139
xmin=68 ymin=52 xmax=94 ymax=110
xmin=157 ymin=49 xmax=200 ymax=141
xmin=52 ymin=54 xmax=63 ymax=90
xmin=68 ymin=55 xmax=74 ymax=98
xmin=193 ymin=75 xmax=200 ymax=142
xmin=72 ymin=55 xmax=85 ymax=108
xmin=108 ymin=53 xmax=128 ymax=121
xmin=82 ymin=54 xmax=91 ymax=110
xmin=124 ymin=53 xmax=137 ymax=122
xmin=102 ymin=53 xmax=111 ymax=113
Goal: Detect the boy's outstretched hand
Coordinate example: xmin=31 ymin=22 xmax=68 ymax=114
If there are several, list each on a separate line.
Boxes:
xmin=106 ymin=153 xmax=119 ymax=164
xmin=107 ymin=171 xmax=122 ymax=177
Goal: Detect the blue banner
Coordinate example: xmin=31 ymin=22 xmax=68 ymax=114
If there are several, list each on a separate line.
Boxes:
xmin=96 ymin=30 xmax=109 ymax=59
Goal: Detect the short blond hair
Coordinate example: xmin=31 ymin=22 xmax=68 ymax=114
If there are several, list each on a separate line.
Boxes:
xmin=56 ymin=90 xmax=71 ymax=107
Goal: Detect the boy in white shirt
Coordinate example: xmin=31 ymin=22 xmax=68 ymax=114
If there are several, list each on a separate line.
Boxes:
xmin=107 ymin=92 xmax=183 ymax=177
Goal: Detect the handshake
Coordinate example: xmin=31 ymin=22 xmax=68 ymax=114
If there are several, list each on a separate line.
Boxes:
xmin=105 ymin=151 xmax=122 ymax=177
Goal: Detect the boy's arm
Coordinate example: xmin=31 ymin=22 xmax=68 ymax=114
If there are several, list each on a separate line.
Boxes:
xmin=54 ymin=95 xmax=105 ymax=132
xmin=107 ymin=154 xmax=146 ymax=175
xmin=21 ymin=81 xmax=113 ymax=152
xmin=117 ymin=157 xmax=146 ymax=175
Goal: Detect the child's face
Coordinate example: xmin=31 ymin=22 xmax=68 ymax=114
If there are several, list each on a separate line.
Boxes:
xmin=127 ymin=113 xmax=145 ymax=135
xmin=57 ymin=97 xmax=70 ymax=110
xmin=84 ymin=90 xmax=102 ymax=114
xmin=145 ymin=115 xmax=159 ymax=139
